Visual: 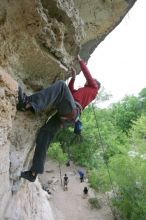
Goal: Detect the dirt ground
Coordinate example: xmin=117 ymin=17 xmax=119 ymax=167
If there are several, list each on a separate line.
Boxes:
xmin=39 ymin=159 xmax=114 ymax=220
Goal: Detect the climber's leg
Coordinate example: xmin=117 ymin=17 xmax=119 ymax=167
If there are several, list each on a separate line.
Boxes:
xmin=17 ymin=80 xmax=76 ymax=114
xmin=20 ymin=114 xmax=61 ymax=182
xmin=31 ymin=114 xmax=61 ymax=173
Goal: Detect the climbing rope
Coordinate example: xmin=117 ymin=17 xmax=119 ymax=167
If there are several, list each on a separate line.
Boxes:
xmin=91 ymin=103 xmax=118 ymax=219
xmin=91 ymin=103 xmax=115 ymax=194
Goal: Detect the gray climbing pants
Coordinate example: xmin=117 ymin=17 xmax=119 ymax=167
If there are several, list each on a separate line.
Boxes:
xmin=28 ymin=80 xmax=76 ymax=115
xmin=29 ymin=80 xmax=78 ymax=174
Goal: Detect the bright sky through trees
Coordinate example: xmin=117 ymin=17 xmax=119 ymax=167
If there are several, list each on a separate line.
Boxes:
xmin=76 ymin=0 xmax=146 ymax=107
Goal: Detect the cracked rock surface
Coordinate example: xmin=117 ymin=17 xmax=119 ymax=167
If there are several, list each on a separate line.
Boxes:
xmin=0 ymin=0 xmax=137 ymax=219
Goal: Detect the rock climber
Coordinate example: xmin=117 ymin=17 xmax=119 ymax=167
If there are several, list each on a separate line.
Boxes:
xmin=17 ymin=55 xmax=101 ymax=182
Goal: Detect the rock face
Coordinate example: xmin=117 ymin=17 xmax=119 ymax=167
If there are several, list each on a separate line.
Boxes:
xmin=0 ymin=0 xmax=137 ymax=219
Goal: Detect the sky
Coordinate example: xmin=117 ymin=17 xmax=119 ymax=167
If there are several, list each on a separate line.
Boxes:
xmin=76 ymin=0 xmax=146 ymax=107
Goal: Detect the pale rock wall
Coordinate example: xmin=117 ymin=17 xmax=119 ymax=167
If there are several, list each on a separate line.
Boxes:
xmin=74 ymin=0 xmax=137 ymax=60
xmin=0 ymin=68 xmax=17 ymax=219
xmin=0 ymin=69 xmax=54 ymax=220
xmin=5 ymin=180 xmax=54 ymax=220
xmin=0 ymin=0 xmax=137 ymax=219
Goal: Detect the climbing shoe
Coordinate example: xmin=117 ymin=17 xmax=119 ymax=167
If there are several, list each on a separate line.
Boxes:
xmin=16 ymin=86 xmax=28 ymax=111
xmin=20 ymin=171 xmax=37 ymax=182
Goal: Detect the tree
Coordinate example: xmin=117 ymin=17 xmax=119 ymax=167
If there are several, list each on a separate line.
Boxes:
xmin=138 ymin=87 xmax=146 ymax=110
xmin=112 ymin=95 xmax=142 ymax=134
xmin=138 ymin=87 xmax=146 ymax=98
xmin=48 ymin=142 xmax=68 ymax=185
xmin=129 ymin=114 xmax=146 ymax=154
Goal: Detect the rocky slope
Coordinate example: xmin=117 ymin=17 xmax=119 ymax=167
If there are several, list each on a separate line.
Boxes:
xmin=0 ymin=0 xmax=137 ymax=219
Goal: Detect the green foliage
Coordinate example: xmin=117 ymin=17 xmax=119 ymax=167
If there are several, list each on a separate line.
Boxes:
xmin=129 ymin=114 xmax=146 ymax=153
xmin=88 ymin=167 xmax=111 ymax=191
xmin=112 ymin=95 xmax=142 ymax=134
xmin=87 ymin=168 xmax=99 ymax=190
xmin=83 ymin=106 xmax=130 ymax=163
xmin=137 ymin=88 xmax=146 ymax=112
xmin=51 ymin=89 xmax=146 ymax=219
xmin=109 ymin=155 xmax=146 ymax=220
xmin=81 ymin=96 xmax=146 ymax=219
xmin=90 ymin=153 xmax=146 ymax=219
xmin=138 ymin=87 xmax=146 ymax=98
xmin=48 ymin=142 xmax=68 ymax=165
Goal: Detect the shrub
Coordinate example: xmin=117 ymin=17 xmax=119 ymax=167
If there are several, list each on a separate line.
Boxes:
xmin=88 ymin=197 xmax=101 ymax=209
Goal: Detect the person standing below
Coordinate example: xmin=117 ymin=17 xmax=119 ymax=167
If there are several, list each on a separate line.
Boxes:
xmin=17 ymin=55 xmax=101 ymax=182
xmin=78 ymin=170 xmax=85 ymax=182
xmin=63 ymin=174 xmax=69 ymax=190
xmin=83 ymin=186 xmax=88 ymax=197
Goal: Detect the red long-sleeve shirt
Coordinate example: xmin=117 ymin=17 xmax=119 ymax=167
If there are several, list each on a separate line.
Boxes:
xmin=68 ymin=60 xmax=99 ymax=110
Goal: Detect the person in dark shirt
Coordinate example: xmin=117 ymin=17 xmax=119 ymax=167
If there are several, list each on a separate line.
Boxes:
xmin=63 ymin=174 xmax=69 ymax=190
xmin=83 ymin=186 xmax=88 ymax=195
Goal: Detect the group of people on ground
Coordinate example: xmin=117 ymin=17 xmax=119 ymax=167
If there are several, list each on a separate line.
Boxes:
xmin=63 ymin=173 xmax=88 ymax=196
xmin=16 ymin=54 xmax=101 ymax=182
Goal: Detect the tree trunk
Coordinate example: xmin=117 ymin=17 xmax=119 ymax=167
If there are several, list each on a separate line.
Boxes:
xmin=59 ymin=162 xmax=62 ymax=186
